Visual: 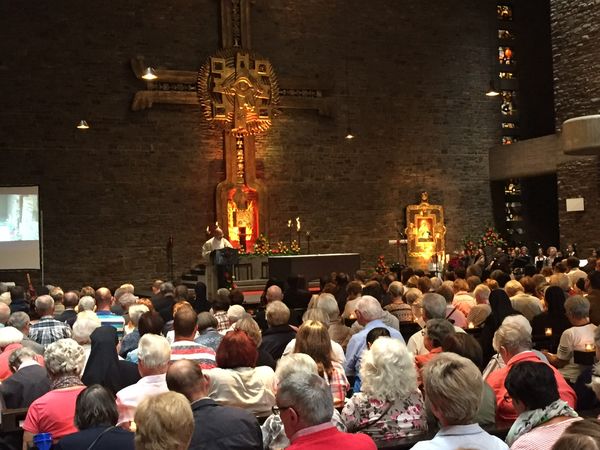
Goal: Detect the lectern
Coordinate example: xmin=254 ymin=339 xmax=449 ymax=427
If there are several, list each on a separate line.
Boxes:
xmin=212 ymin=247 xmax=239 ymax=289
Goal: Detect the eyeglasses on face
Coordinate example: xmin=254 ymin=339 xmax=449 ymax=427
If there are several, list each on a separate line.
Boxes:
xmin=271 ymin=405 xmax=291 ymax=415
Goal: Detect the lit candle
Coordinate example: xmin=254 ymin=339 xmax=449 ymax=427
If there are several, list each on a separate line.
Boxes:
xmin=468 ymin=322 xmax=475 ymax=329
xmin=585 ymin=343 xmax=595 ymax=352
xmin=544 ymin=328 xmax=553 ymax=337
xmin=296 ymin=217 xmax=301 ymax=232
xmin=287 ymin=219 xmax=292 ymax=228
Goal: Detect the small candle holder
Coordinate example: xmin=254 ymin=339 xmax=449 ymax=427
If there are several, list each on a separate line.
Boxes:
xmin=468 ymin=322 xmax=475 ymax=329
xmin=585 ymin=343 xmax=595 ymax=352
xmin=544 ymin=328 xmax=553 ymax=337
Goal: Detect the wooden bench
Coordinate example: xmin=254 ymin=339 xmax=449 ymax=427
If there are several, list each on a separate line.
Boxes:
xmin=0 ymin=408 xmax=28 ymax=433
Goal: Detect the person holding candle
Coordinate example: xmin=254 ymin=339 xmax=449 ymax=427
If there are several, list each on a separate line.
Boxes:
xmin=544 ymin=295 xmax=597 ymax=384
xmin=531 ymin=286 xmax=571 ymax=353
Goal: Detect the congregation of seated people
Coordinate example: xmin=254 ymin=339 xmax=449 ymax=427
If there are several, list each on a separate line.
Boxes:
xmin=2 ymin=245 xmax=600 ymax=449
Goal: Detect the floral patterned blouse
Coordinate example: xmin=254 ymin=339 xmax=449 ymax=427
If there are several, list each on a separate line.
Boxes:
xmin=341 ymin=390 xmax=427 ymax=441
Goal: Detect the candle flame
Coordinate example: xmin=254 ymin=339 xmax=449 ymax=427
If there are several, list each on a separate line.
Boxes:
xmin=296 ymin=217 xmax=301 ymax=231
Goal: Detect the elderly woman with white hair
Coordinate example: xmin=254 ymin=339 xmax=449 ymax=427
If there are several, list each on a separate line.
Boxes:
xmin=261 ymin=353 xmax=347 ymax=450
xmin=342 ymin=337 xmax=426 ymax=442
xmin=544 ymin=295 xmax=597 ymax=384
xmin=77 ymin=295 xmax=96 ymax=312
xmin=486 ymin=321 xmax=576 ymax=422
xmin=22 ymin=338 xmax=86 ymax=447
xmin=71 ymin=311 xmax=101 ymax=372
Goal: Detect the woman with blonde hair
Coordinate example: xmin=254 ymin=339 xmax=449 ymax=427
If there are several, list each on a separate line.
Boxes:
xmin=293 ymin=319 xmax=349 ymax=408
xmin=341 ymin=337 xmax=426 ymax=442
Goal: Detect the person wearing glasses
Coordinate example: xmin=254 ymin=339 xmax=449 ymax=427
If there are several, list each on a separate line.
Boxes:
xmin=275 ymin=372 xmax=376 ymax=450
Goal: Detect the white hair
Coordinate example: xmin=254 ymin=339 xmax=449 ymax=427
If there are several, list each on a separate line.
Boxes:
xmin=72 ymin=311 xmax=101 ymax=345
xmin=311 ymin=293 xmax=339 ymax=321
xmin=78 ymin=295 xmax=96 ymax=312
xmin=473 ymin=284 xmax=491 ymax=303
xmin=138 ymin=334 xmax=171 ymax=369
xmin=0 ymin=292 xmax=11 ymax=305
xmin=129 ymin=304 xmax=150 ymax=327
xmin=35 ymin=295 xmax=54 ymax=314
xmin=275 ymin=353 xmax=318 ymax=382
xmin=118 ymin=292 xmax=139 ymax=310
xmin=0 ymin=326 xmax=23 ymax=347
xmin=388 ymin=281 xmax=404 ymax=298
xmin=493 ymin=321 xmax=532 ymax=354
xmin=502 ymin=314 xmax=532 ymax=335
xmin=226 ymin=305 xmax=247 ymax=324
xmin=360 ymin=337 xmax=417 ymax=401
xmin=44 ymin=338 xmax=85 ymax=377
xmin=355 ymin=295 xmax=383 ymax=321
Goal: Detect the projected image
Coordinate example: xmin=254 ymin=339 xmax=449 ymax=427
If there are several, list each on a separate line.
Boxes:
xmin=0 ymin=194 xmax=39 ymax=242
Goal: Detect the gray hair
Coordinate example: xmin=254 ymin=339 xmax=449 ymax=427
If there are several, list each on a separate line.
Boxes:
xmin=266 ymin=301 xmax=290 ymax=327
xmin=565 ymin=295 xmax=590 ymax=320
xmin=9 ymin=347 xmax=38 ymax=372
xmin=355 ymin=295 xmax=384 ymax=321
xmin=277 ymin=372 xmax=333 ymax=427
xmin=503 ymin=314 xmax=532 ymax=335
xmin=129 ymin=304 xmax=150 ymax=327
xmin=197 ymin=312 xmax=217 ymax=331
xmin=388 ymin=281 xmax=404 ymax=298
xmin=311 ymin=293 xmax=339 ymax=321
xmin=78 ymin=295 xmax=96 ymax=312
xmin=138 ymin=334 xmax=171 ymax=369
xmin=35 ymin=295 xmax=54 ymax=314
xmin=425 ymin=319 xmax=456 ymax=347
xmin=7 ymin=312 xmax=30 ymax=332
xmin=404 ymin=288 xmax=423 ymax=305
xmin=72 ymin=311 xmax=101 ymax=345
xmin=275 ymin=353 xmax=318 ymax=382
xmin=118 ymin=292 xmax=139 ymax=310
xmin=0 ymin=326 xmax=23 ymax=347
xmin=44 ymin=338 xmax=85 ymax=377
xmin=493 ymin=321 xmax=532 ymax=355
xmin=422 ymin=293 xmax=447 ymax=320
xmin=423 ymin=352 xmax=483 ymax=425
xmin=360 ymin=337 xmax=417 ymax=401
xmin=160 ymin=282 xmax=175 ymax=294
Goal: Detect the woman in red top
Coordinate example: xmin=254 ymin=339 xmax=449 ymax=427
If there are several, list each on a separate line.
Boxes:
xmin=22 ymin=338 xmax=86 ymax=447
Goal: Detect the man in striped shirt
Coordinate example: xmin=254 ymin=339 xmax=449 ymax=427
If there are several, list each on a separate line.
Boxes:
xmin=170 ymin=306 xmax=216 ymax=370
xmin=95 ymin=287 xmax=125 ymax=340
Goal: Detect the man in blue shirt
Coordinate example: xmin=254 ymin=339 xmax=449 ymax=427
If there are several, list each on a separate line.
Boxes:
xmin=344 ymin=295 xmax=404 ymax=378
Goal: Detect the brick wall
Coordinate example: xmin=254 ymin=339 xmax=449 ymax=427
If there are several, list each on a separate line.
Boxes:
xmin=0 ymin=0 xmax=497 ymax=289
xmin=550 ymin=0 xmax=600 ymax=254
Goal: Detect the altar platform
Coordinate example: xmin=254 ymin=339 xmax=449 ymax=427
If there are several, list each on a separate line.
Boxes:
xmin=268 ymin=253 xmax=361 ymax=284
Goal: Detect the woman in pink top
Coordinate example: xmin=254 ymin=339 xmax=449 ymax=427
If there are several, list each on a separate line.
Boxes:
xmin=22 ymin=339 xmax=86 ymax=448
xmin=504 ymin=361 xmax=581 ymax=450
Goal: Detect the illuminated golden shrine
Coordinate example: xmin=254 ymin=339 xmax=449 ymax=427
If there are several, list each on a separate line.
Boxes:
xmin=405 ymin=192 xmax=446 ymax=270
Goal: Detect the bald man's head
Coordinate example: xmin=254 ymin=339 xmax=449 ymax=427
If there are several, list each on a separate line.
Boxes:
xmin=166 ymin=359 xmax=208 ymax=402
xmin=266 ymin=285 xmax=283 ymax=303
xmin=0 ymin=303 xmax=11 ymax=325
xmin=95 ymin=287 xmax=113 ymax=309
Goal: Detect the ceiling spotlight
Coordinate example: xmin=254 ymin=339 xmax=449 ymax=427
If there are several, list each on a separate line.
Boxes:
xmin=76 ymin=120 xmax=90 ymax=130
xmin=142 ymin=67 xmax=157 ymax=80
xmin=485 ymin=81 xmax=500 ymax=97
xmin=345 ymin=127 xmax=355 ymax=139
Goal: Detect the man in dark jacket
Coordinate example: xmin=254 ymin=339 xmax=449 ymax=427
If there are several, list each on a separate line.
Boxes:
xmin=8 ymin=286 xmax=29 ymax=315
xmin=260 ymin=300 xmax=296 ymax=360
xmin=166 ymin=360 xmax=262 ymax=450
xmin=0 ymin=347 xmax=51 ymax=409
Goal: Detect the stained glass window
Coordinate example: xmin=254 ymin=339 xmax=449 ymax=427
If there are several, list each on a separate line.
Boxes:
xmin=501 ymin=90 xmax=517 ymax=116
xmin=499 ymin=46 xmax=515 ymax=65
xmin=498 ymin=29 xmax=515 ymax=40
xmin=497 ymin=5 xmax=513 ymax=21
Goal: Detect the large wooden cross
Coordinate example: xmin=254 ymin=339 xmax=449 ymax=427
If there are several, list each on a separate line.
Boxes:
xmin=130 ymin=0 xmax=332 ymax=252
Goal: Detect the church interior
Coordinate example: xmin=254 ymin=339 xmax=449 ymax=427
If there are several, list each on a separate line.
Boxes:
xmin=0 ymin=0 xmax=599 ymax=288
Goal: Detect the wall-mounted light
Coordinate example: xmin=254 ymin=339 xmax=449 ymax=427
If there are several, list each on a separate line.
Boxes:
xmin=485 ymin=80 xmax=500 ymax=97
xmin=76 ymin=120 xmax=90 ymax=130
xmin=345 ymin=127 xmax=354 ymax=140
xmin=142 ymin=67 xmax=157 ymax=80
